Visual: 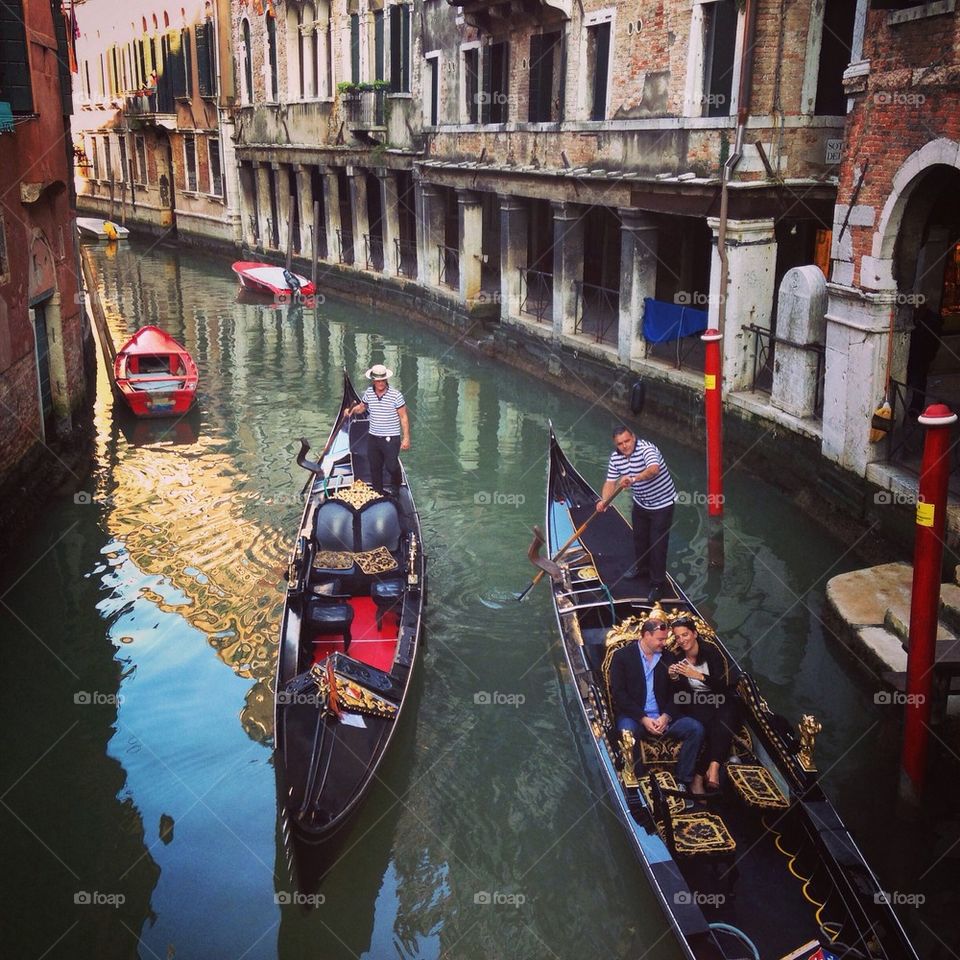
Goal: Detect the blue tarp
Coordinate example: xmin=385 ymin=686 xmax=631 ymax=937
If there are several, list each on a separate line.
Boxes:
xmin=0 ymin=102 xmax=13 ymax=134
xmin=642 ymin=297 xmax=709 ymax=343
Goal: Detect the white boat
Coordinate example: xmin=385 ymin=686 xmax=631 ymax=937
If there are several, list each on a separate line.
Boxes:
xmin=76 ymin=217 xmax=130 ymax=241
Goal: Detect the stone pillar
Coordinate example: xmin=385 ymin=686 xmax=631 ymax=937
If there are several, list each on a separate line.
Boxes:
xmin=274 ymin=163 xmax=290 ymax=256
xmin=218 ymin=118 xmax=243 ymax=245
xmin=416 ymin=181 xmax=444 ymax=287
xmin=321 ymin=165 xmax=340 ymax=261
xmin=296 ymin=164 xmax=315 ymax=262
xmin=499 ymin=196 xmax=528 ymax=321
xmin=707 ymin=217 xmax=778 ymax=391
xmin=239 ymin=163 xmax=258 ymax=247
xmin=822 ymin=285 xmax=910 ymax=475
xmin=771 ymin=266 xmax=828 ymax=418
xmin=255 ymin=163 xmax=272 ymax=252
xmin=618 ymin=210 xmax=658 ymax=365
xmin=553 ymin=202 xmax=585 ymax=338
xmin=347 ymin=166 xmax=369 ymax=268
xmin=458 ymin=189 xmax=483 ymax=301
xmin=377 ymin=169 xmax=400 ymax=276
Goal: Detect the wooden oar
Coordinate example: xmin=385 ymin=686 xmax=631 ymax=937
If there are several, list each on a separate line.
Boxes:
xmin=516 ymin=483 xmax=626 ymax=601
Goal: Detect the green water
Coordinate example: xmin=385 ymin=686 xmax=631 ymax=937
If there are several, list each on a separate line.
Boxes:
xmin=1 ymin=240 xmax=954 ymax=959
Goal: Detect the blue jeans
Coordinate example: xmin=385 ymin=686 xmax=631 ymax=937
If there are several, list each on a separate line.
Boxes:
xmin=617 ymin=715 xmax=705 ymax=785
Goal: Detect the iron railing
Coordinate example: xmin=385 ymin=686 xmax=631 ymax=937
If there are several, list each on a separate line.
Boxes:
xmin=573 ymin=281 xmax=619 ymax=346
xmin=886 ymin=378 xmax=960 ymax=476
xmin=123 ymin=89 xmax=175 ymax=116
xmin=745 ymin=323 xmax=825 ymax=416
xmin=438 ymin=245 xmax=459 ymax=289
xmin=364 ymin=234 xmax=384 ymax=271
xmin=519 ymin=268 xmax=552 ymax=323
xmin=646 ymin=335 xmax=706 ymax=371
xmin=336 ymin=228 xmax=354 ymax=265
xmin=394 ymin=237 xmax=418 ymax=278
xmin=343 ymin=89 xmax=385 ymax=127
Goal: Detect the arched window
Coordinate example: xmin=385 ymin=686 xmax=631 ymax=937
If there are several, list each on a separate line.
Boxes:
xmin=241 ymin=18 xmax=252 ymax=104
xmin=265 ymin=12 xmax=278 ymax=102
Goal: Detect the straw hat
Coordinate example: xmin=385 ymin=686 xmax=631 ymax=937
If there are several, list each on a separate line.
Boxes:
xmin=365 ymin=364 xmax=393 ymax=381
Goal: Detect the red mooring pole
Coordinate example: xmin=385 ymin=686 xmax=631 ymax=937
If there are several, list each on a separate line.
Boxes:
xmin=900 ymin=403 xmax=956 ymax=804
xmin=702 ymin=328 xmax=724 ymax=517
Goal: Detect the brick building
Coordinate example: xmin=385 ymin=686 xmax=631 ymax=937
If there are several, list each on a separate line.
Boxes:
xmin=0 ymin=0 xmax=90 ymax=528
xmin=72 ymin=0 xmax=242 ymax=245
xmin=823 ymin=0 xmax=960 ymax=493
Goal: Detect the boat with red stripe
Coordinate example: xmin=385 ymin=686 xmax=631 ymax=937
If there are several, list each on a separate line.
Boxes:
xmin=113 ymin=325 xmax=198 ymax=419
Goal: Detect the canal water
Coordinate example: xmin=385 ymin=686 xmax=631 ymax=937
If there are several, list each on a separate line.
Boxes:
xmin=2 ymin=239 xmax=956 ymax=959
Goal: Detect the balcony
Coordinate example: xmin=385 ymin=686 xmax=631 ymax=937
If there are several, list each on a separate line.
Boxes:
xmin=123 ymin=91 xmax=176 ymax=130
xmin=341 ymin=88 xmax=386 ymax=141
xmin=446 ymin=0 xmax=570 ymax=30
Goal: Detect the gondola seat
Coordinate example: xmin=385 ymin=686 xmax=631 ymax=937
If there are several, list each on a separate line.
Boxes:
xmin=726 ymin=762 xmax=789 ymax=809
xmin=359 ymin=499 xmax=402 ymax=553
xmin=314 ymin=500 xmax=356 ymax=553
xmin=304 ymin=595 xmax=353 ymax=652
xmin=646 ymin=771 xmax=737 ymax=857
xmin=638 ymin=723 xmax=754 ymax=767
xmin=371 ymin=577 xmax=404 ymax=630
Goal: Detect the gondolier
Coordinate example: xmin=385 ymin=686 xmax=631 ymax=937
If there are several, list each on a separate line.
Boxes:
xmin=596 ymin=425 xmax=676 ymax=602
xmin=346 ymin=364 xmax=411 ymax=494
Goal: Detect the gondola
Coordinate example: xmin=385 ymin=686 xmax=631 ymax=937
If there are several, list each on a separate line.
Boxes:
xmin=539 ymin=428 xmax=918 ymax=960
xmin=232 ymin=261 xmax=316 ymax=298
xmin=274 ymin=370 xmax=425 ymax=879
xmin=113 ymin=325 xmax=198 ymax=418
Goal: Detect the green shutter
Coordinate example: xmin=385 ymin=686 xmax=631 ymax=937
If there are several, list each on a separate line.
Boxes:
xmin=350 ymin=14 xmax=360 ymax=84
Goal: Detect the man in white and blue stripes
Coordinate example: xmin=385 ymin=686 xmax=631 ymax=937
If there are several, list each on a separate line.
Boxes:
xmin=596 ymin=425 xmax=676 ymax=601
xmin=346 ymin=364 xmax=411 ymax=494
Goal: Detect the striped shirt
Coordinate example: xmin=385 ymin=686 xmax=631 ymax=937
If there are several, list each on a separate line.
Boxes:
xmin=606 ymin=439 xmax=676 ymax=510
xmin=362 ymin=385 xmax=406 ymax=437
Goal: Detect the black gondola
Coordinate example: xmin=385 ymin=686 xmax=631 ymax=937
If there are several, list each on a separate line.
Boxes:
xmin=274 ymin=370 xmax=425 ymax=882
xmin=541 ymin=428 xmax=918 ymax=960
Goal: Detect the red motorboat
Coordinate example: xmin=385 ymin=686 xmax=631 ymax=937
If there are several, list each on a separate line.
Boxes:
xmin=113 ymin=326 xmax=198 ymax=418
xmin=231 ymin=261 xmax=316 ymax=297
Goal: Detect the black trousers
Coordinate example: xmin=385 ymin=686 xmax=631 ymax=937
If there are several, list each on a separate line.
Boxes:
xmin=367 ymin=434 xmax=401 ymax=493
xmin=683 ymin=699 xmax=741 ymax=770
xmin=631 ymin=502 xmax=674 ymax=586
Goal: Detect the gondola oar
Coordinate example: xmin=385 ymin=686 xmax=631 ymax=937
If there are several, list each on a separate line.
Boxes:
xmin=516 ymin=484 xmax=626 ymax=601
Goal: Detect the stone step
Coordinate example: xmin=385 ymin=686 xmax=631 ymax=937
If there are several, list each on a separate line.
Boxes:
xmin=883 ymin=601 xmax=956 ymax=644
xmin=939 ymin=583 xmax=960 ymax=636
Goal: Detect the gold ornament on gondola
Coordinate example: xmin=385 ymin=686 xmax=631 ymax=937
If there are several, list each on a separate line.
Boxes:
xmin=797 ymin=714 xmax=822 ymax=772
xmin=332 ymin=479 xmax=382 ymax=509
xmin=619 ymin=729 xmax=639 ymax=788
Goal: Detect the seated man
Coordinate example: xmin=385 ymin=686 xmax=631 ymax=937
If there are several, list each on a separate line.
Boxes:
xmin=610 ymin=617 xmax=704 ymax=790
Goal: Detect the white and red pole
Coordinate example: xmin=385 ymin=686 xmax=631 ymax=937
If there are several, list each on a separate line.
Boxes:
xmin=900 ymin=403 xmax=956 ymax=804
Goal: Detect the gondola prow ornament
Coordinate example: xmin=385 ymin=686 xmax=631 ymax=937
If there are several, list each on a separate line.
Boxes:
xmin=797 ymin=714 xmax=822 ymax=772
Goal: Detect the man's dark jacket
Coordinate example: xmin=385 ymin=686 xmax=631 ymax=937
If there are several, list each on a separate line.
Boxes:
xmin=610 ymin=643 xmax=677 ymax=724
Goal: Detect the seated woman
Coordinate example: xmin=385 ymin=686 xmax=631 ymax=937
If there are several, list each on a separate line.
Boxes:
xmin=667 ymin=616 xmax=741 ymax=794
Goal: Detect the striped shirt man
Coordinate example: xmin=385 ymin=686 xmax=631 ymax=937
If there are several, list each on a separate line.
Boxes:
xmin=361 ymin=385 xmax=406 ymax=437
xmin=605 ymin=439 xmax=676 ymax=509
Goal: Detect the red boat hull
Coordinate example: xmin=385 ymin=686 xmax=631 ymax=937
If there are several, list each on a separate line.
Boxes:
xmin=114 ymin=325 xmax=198 ymax=419
xmin=231 ymin=261 xmax=316 ymax=297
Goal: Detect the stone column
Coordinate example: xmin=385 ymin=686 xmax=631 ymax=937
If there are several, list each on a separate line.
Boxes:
xmin=296 ymin=164 xmax=315 ymax=262
xmin=458 ymin=189 xmax=483 ymax=301
xmin=771 ymin=266 xmax=828 ymax=418
xmin=416 ymin=181 xmax=444 ymax=287
xmin=321 ymin=165 xmax=340 ymax=261
xmin=553 ymin=202 xmax=585 ymax=338
xmin=377 ymin=168 xmax=400 ymax=276
xmin=822 ymin=285 xmax=910 ymax=475
xmin=618 ymin=210 xmax=658 ymax=365
xmin=347 ymin=166 xmax=369 ymax=268
xmin=499 ymin=196 xmax=528 ymax=321
xmin=255 ymin=163 xmax=271 ymax=252
xmin=274 ymin=163 xmax=290 ymax=256
xmin=707 ymin=217 xmax=778 ymax=391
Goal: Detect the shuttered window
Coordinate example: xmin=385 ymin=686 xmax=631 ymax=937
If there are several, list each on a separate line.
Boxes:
xmin=586 ymin=22 xmax=610 ymax=121
xmin=388 ymin=5 xmax=409 ymax=92
xmin=463 ymin=47 xmax=478 ymax=123
xmin=184 ymin=135 xmax=197 ymax=191
xmin=196 ymin=19 xmax=215 ymax=97
xmin=481 ymin=41 xmax=508 ymax=124
xmin=208 ymin=138 xmax=223 ymax=197
xmin=170 ymin=30 xmax=187 ymax=98
xmin=183 ymin=28 xmax=193 ymax=98
xmin=350 ymin=14 xmax=360 ymax=84
xmin=528 ymin=31 xmax=560 ymax=123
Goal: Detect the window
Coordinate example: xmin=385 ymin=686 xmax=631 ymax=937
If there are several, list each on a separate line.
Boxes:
xmin=265 ymin=12 xmax=278 ymax=101
xmin=241 ymin=19 xmax=253 ymax=103
xmin=425 ymin=54 xmax=439 ymax=125
xmin=586 ymin=22 xmax=610 ymax=121
xmin=481 ymin=40 xmax=509 ymax=124
xmin=170 ymin=30 xmax=187 ymax=98
xmin=135 ymin=135 xmax=147 ymax=184
xmin=183 ymin=28 xmax=194 ymax=98
xmin=373 ymin=10 xmax=384 ymax=83
xmin=184 ymin=135 xmax=197 ymax=191
xmin=196 ymin=18 xmax=216 ymax=97
xmin=528 ymin=31 xmax=561 ymax=123
xmin=90 ymin=135 xmax=100 ymax=179
xmin=814 ymin=0 xmax=856 ymax=115
xmin=349 ymin=14 xmax=360 ymax=84
xmin=389 ymin=4 xmax=410 ymax=92
xmin=118 ymin=135 xmax=128 ymax=183
xmin=208 ymin=138 xmax=223 ymax=197
xmin=103 ymin=135 xmax=112 ymax=180
xmin=702 ymin=0 xmax=736 ymax=117
xmin=462 ymin=46 xmax=479 ymax=123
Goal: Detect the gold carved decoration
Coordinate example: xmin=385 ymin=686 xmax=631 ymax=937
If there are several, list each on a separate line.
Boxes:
xmin=577 ymin=565 xmax=599 ymax=581
xmin=312 ymin=545 xmax=399 ymax=575
xmin=619 ymin=729 xmax=639 ymax=788
xmin=308 ymin=662 xmax=397 ymax=720
xmin=797 ymin=714 xmax=822 ymax=772
xmin=332 ymin=479 xmax=382 ymax=509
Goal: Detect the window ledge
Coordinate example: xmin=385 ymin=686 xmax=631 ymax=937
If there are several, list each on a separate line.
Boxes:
xmin=386 ymin=92 xmax=413 ymax=99
xmin=888 ymin=0 xmax=954 ymax=25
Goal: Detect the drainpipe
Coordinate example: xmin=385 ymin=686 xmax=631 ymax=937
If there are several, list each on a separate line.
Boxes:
xmin=715 ymin=0 xmax=758 ymax=341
